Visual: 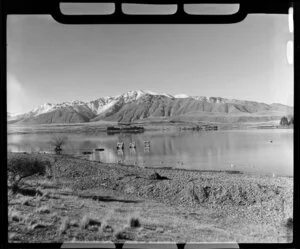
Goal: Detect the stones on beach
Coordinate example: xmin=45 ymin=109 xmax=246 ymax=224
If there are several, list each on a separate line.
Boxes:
xmin=82 ymin=151 xmax=92 ymax=155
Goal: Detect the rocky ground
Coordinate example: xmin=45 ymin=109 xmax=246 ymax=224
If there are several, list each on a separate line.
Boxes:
xmin=8 ymin=152 xmax=293 ymax=243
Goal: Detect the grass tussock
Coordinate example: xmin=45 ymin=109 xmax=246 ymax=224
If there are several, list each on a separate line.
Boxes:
xmin=8 ymin=232 xmax=18 ymax=241
xmin=21 ymin=197 xmax=32 ymax=206
xmin=98 ymin=209 xmax=114 ymax=233
xmin=22 ymin=213 xmax=34 ymax=225
xmin=79 ymin=215 xmax=89 ymax=229
xmin=129 ymin=217 xmax=141 ymax=228
xmin=69 ymin=219 xmax=79 ymax=227
xmin=114 ymin=230 xmax=134 ymax=241
xmin=285 ymin=217 xmax=293 ymax=229
xmin=30 ymin=221 xmax=53 ymax=230
xmin=100 ymin=221 xmax=114 ymax=233
xmin=35 ymin=205 xmax=51 ymax=214
xmin=80 ymin=215 xmax=101 ymax=230
xmin=9 ymin=208 xmax=23 ymax=223
xmin=114 ymin=207 xmax=127 ymax=213
xmin=59 ymin=217 xmax=70 ymax=235
xmin=37 ymin=179 xmax=56 ymax=188
xmin=40 ymin=190 xmax=52 ymax=201
xmin=11 ymin=194 xmax=33 ymax=206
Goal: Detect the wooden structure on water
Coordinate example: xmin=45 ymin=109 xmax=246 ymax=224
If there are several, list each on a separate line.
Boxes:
xmin=144 ymin=141 xmax=151 ymax=147
xmin=107 ymin=125 xmax=144 ymax=134
xmin=116 ymin=142 xmax=124 ymax=150
xmin=180 ymin=124 xmax=218 ymax=131
xmin=129 ymin=142 xmax=136 ymax=149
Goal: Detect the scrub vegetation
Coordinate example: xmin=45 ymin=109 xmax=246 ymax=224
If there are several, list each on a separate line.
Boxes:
xmin=8 ymin=152 xmax=293 ymax=243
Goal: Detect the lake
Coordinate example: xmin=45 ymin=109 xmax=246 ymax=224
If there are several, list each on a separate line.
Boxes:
xmin=7 ymin=129 xmax=293 ymax=176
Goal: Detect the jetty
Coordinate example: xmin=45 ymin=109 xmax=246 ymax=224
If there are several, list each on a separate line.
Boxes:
xmin=106 ymin=123 xmax=144 ymax=134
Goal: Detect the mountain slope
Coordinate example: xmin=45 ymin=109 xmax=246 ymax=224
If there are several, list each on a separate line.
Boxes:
xmin=8 ymin=90 xmax=293 ymax=124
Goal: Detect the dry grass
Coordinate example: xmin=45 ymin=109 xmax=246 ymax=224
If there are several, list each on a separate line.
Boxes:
xmin=41 ymin=190 xmax=51 ymax=200
xmin=29 ymin=221 xmax=54 ymax=230
xmin=59 ymin=217 xmax=70 ymax=235
xmin=100 ymin=221 xmax=114 ymax=233
xmin=35 ymin=205 xmax=51 ymax=214
xmin=129 ymin=217 xmax=141 ymax=228
xmin=10 ymin=194 xmax=33 ymax=206
xmin=80 ymin=215 xmax=101 ymax=230
xmin=114 ymin=230 xmax=135 ymax=241
xmin=285 ymin=217 xmax=293 ymax=229
xmin=7 ymin=152 xmax=293 ymax=243
xmin=22 ymin=197 xmax=32 ymax=206
xmin=114 ymin=207 xmax=128 ymax=213
xmin=69 ymin=219 xmax=79 ymax=227
xmin=9 ymin=207 xmax=23 ymax=222
xmin=79 ymin=215 xmax=90 ymax=229
xmin=36 ymin=179 xmax=56 ymax=188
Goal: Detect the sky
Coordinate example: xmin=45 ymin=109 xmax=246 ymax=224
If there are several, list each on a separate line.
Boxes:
xmin=7 ymin=6 xmax=293 ymax=114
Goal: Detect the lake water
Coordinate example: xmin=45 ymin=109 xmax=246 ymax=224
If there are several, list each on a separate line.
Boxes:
xmin=7 ymin=129 xmax=293 ymax=176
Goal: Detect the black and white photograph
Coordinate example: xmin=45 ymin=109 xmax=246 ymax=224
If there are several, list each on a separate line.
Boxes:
xmin=6 ymin=2 xmax=294 ymax=244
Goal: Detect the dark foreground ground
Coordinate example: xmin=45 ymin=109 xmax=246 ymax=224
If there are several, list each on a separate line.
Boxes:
xmin=8 ymin=152 xmax=293 ymax=243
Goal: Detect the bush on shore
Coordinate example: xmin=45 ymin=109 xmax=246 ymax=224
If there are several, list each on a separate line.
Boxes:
xmin=48 ymin=135 xmax=68 ymax=155
xmin=280 ymin=116 xmax=293 ymax=127
xmin=8 ymin=154 xmax=51 ymax=193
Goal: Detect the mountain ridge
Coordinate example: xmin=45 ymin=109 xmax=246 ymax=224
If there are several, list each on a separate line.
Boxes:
xmin=8 ymin=90 xmax=293 ymax=124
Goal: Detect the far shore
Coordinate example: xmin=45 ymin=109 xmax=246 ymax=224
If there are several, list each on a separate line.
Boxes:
xmin=8 ymin=152 xmax=293 ymax=243
xmin=7 ymin=120 xmax=292 ymax=135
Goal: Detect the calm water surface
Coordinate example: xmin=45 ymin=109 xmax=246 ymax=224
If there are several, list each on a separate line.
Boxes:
xmin=7 ymin=129 xmax=293 ymax=176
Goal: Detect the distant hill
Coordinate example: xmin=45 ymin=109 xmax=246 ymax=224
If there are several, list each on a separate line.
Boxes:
xmin=8 ymin=90 xmax=293 ymax=124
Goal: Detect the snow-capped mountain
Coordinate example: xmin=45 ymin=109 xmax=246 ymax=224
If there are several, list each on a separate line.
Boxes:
xmin=30 ymin=101 xmax=87 ymax=116
xmin=8 ymin=90 xmax=293 ymax=124
xmin=84 ymin=90 xmax=175 ymax=116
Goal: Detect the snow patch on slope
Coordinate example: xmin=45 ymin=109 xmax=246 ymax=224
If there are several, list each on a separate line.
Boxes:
xmin=174 ymin=94 xmax=190 ymax=98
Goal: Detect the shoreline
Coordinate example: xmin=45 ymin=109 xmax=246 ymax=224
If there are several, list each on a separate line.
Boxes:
xmin=8 ymin=152 xmax=293 ymax=243
xmin=7 ymin=120 xmax=293 ymax=135
xmin=9 ymin=151 xmax=294 ymax=178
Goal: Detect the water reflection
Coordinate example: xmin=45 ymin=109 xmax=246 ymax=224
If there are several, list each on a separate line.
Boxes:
xmin=7 ymin=130 xmax=293 ymax=176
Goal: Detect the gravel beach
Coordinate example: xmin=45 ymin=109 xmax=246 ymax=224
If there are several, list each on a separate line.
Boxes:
xmin=7 ymin=152 xmax=293 ymax=243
